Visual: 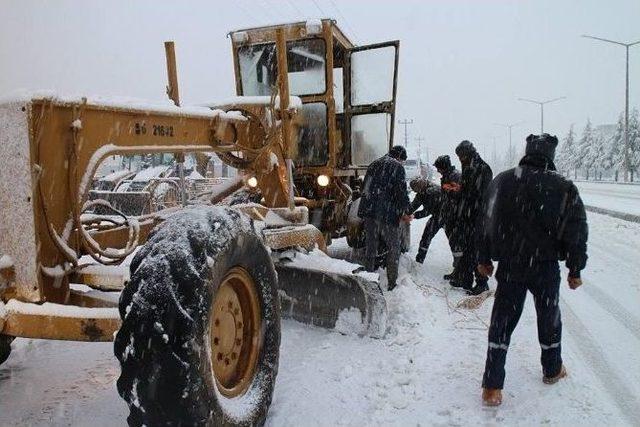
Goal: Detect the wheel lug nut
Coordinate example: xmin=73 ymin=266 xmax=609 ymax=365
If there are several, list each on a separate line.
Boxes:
xmin=217 ymin=353 xmax=223 ymax=361
xmin=214 ymin=319 xmax=220 ymax=327
xmin=213 ymin=337 xmax=219 ymax=345
xmin=237 ymin=322 xmax=243 ymax=329
xmin=235 ymin=338 xmax=242 ymax=346
xmin=225 ymin=358 xmax=230 ymax=365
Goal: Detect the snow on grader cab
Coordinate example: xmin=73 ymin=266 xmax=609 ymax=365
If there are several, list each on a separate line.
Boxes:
xmin=0 ymin=20 xmax=399 ymax=425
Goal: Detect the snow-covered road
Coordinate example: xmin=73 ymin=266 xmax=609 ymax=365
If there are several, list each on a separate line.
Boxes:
xmin=576 ymin=181 xmax=640 ymax=216
xmin=1 ymin=211 xmax=639 ymax=426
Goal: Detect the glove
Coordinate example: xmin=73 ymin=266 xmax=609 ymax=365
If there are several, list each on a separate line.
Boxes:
xmin=477 ymin=263 xmax=494 ymax=277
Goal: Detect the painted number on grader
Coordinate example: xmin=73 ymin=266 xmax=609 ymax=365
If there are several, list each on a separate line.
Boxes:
xmin=134 ymin=123 xmax=175 ymax=137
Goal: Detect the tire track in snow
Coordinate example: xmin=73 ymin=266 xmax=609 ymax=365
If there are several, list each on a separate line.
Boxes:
xmin=561 ymin=298 xmax=640 ymax=426
xmin=581 ymin=284 xmax=640 ymax=342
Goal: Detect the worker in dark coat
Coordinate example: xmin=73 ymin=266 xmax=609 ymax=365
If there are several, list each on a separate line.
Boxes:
xmin=477 ymin=134 xmax=588 ymax=407
xmin=358 ymin=145 xmax=412 ymax=291
xmin=408 ymin=177 xmax=442 ymax=263
xmin=451 ymin=141 xmax=493 ymax=294
xmin=433 ymin=155 xmax=463 ymax=278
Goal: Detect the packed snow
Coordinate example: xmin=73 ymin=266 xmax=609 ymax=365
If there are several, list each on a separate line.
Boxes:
xmin=0 ymin=209 xmax=639 ymax=425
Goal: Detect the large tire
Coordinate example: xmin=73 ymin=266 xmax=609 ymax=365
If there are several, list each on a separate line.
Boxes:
xmin=114 ymin=206 xmax=280 ymax=426
xmin=0 ymin=334 xmax=13 ymax=365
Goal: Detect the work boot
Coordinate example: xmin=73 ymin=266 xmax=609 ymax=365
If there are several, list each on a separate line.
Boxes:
xmin=543 ymin=365 xmax=567 ymax=385
xmin=482 ymin=388 xmax=502 ymax=406
xmin=415 ymin=250 xmax=426 ymax=264
xmin=449 ymin=280 xmax=467 ymax=289
xmin=443 ymin=272 xmax=455 ymax=280
xmin=352 ymin=266 xmax=367 ymax=274
xmin=466 ymin=283 xmax=489 ymax=295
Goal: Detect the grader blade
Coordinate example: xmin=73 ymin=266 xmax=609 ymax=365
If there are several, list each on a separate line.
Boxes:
xmin=274 ymin=261 xmax=388 ymax=338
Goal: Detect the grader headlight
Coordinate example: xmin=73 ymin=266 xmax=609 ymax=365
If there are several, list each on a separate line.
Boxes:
xmin=247 ymin=176 xmax=259 ymax=188
xmin=316 ymin=174 xmax=330 ymax=187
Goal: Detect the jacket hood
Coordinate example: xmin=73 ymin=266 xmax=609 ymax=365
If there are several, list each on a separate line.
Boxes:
xmin=519 ymin=154 xmax=557 ymax=171
xmin=525 ymin=134 xmax=558 ymax=161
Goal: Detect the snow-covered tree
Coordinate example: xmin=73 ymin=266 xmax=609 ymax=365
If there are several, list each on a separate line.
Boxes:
xmin=608 ymin=113 xmax=625 ymax=180
xmin=584 ymin=133 xmax=608 ymax=180
xmin=556 ymin=125 xmax=576 ymax=176
xmin=575 ymin=119 xmax=594 ymax=179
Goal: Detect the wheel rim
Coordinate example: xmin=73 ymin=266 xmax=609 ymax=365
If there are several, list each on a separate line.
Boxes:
xmin=210 ymin=266 xmax=262 ymax=398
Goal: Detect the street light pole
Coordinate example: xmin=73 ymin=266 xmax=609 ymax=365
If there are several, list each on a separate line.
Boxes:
xmin=518 ymin=97 xmax=566 ymax=133
xmin=494 ymin=122 xmax=523 ymax=167
xmin=582 ymin=34 xmax=640 ymax=182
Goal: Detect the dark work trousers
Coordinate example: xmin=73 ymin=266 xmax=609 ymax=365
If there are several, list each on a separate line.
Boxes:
xmin=418 ymin=217 xmax=460 ymax=269
xmin=418 ymin=216 xmax=441 ymax=256
xmin=364 ymin=218 xmax=400 ymax=287
xmin=482 ymin=261 xmax=563 ymax=389
xmin=456 ymin=237 xmax=488 ymax=289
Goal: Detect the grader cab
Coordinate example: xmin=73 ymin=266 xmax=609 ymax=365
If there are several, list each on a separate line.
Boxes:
xmin=226 ymin=20 xmax=399 ymax=242
xmin=0 ymin=20 xmax=399 ymax=426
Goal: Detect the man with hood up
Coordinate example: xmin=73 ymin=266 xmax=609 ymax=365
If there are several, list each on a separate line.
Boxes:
xmin=476 ymin=134 xmax=588 ymax=407
xmin=452 ymin=141 xmax=493 ymax=294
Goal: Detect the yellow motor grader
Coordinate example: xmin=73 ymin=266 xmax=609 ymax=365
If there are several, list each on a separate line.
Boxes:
xmin=0 ymin=20 xmax=399 ymax=426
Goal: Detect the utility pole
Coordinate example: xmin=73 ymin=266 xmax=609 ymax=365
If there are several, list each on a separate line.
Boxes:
xmin=398 ymin=119 xmax=413 ymax=148
xmin=495 ymin=122 xmax=523 ymax=167
xmin=415 ymin=136 xmax=426 ymax=163
xmin=491 ymin=135 xmax=497 ymax=168
xmin=518 ymin=97 xmax=566 ymax=133
xmin=582 ymin=34 xmax=640 ymax=182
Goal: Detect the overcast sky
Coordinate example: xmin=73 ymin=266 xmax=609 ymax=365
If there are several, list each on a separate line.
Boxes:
xmin=1 ymin=0 xmax=638 ymax=164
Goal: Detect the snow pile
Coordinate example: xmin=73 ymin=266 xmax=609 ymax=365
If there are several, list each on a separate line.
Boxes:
xmin=188 ymin=170 xmax=204 ymax=180
xmin=334 ymin=308 xmax=367 ymax=336
xmin=99 ymin=169 xmax=133 ymax=183
xmin=77 ymin=263 xmax=130 ymax=281
xmin=71 ymin=118 xmax=82 ymax=129
xmin=263 ymin=210 xmax=293 ymax=227
xmin=305 ymin=19 xmax=323 ymax=35
xmin=269 ymin=152 xmax=279 ymax=170
xmin=280 ymin=248 xmax=378 ymax=283
xmin=0 ymin=254 xmax=14 ymax=270
xmin=0 ymin=90 xmax=222 ymax=118
xmin=204 ymin=96 xmax=303 ymax=110
xmin=5 ymin=300 xmax=119 ymax=319
xmin=131 ymin=165 xmax=170 ymax=181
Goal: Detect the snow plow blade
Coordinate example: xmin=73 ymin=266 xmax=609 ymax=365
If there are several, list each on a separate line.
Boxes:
xmin=274 ymin=262 xmax=388 ymax=338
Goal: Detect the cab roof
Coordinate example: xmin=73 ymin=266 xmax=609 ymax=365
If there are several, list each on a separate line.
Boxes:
xmin=228 ymin=19 xmax=354 ymax=49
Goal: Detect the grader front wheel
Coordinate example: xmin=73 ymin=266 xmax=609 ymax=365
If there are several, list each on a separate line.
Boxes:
xmin=210 ymin=267 xmax=262 ymax=398
xmin=114 ymin=207 xmax=280 ymax=426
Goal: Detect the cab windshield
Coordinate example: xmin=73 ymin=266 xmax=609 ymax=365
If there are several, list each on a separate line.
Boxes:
xmin=237 ymin=43 xmax=278 ymax=96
